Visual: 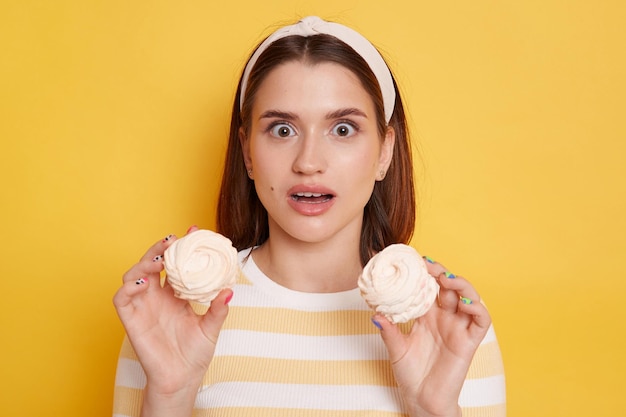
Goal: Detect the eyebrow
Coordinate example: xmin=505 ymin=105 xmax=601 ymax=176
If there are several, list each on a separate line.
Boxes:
xmin=259 ymin=110 xmax=299 ymax=121
xmin=259 ymin=108 xmax=368 ymax=121
xmin=326 ymin=108 xmax=368 ymax=119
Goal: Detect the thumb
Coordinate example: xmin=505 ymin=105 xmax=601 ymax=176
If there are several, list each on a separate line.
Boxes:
xmin=200 ymin=289 xmax=233 ymax=344
xmin=372 ymin=314 xmax=407 ymax=362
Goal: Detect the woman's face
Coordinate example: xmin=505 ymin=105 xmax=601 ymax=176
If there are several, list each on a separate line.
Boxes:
xmin=241 ymin=60 xmax=394 ymax=246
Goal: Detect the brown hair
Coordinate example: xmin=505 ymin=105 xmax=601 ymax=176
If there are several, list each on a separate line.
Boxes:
xmin=217 ymin=33 xmax=415 ymax=266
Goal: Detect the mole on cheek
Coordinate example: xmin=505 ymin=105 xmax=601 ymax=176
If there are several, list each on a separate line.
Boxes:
xmin=270 ymin=186 xmax=275 ymax=191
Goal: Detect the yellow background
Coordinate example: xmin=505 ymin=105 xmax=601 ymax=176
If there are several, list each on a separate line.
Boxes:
xmin=1 ymin=1 xmax=624 ymax=416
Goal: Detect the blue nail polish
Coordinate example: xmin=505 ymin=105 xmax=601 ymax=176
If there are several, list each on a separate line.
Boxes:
xmin=460 ymin=297 xmax=472 ymax=305
xmin=371 ymin=317 xmax=383 ymax=330
xmin=424 ymin=256 xmax=435 ymax=264
xmin=444 ymin=271 xmax=456 ymax=279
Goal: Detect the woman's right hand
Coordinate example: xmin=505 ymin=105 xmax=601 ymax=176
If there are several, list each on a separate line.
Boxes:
xmin=112 ymin=227 xmax=232 ymax=415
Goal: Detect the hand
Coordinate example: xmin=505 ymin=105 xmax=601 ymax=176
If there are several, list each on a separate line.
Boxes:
xmin=112 ymin=227 xmax=232 ymax=413
xmin=373 ymin=258 xmax=491 ymax=417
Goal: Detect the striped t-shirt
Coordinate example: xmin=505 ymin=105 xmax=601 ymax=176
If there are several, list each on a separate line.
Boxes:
xmin=113 ymin=249 xmax=506 ymax=417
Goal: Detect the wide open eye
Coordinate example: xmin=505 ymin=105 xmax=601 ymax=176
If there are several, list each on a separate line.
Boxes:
xmin=331 ymin=122 xmax=357 ymax=137
xmin=269 ymin=123 xmax=296 ymax=138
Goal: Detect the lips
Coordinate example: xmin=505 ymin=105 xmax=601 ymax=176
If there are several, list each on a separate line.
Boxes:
xmin=291 ymin=191 xmax=334 ymax=203
xmin=287 ymin=185 xmax=336 ymax=215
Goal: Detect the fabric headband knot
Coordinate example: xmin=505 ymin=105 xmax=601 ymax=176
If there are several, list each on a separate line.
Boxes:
xmin=239 ymin=16 xmax=396 ymax=123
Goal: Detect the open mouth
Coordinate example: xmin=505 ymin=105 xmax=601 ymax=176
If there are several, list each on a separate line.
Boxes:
xmin=291 ymin=192 xmax=334 ymax=203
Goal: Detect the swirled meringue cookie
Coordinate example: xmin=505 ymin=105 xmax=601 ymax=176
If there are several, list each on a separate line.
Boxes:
xmin=164 ymin=229 xmax=239 ymax=305
xmin=358 ymin=244 xmax=439 ymax=323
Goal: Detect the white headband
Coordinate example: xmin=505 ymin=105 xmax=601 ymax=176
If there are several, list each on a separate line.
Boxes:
xmin=239 ymin=16 xmax=396 ymax=123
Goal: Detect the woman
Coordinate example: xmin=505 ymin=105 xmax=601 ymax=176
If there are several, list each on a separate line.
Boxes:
xmin=113 ymin=16 xmax=506 ymax=417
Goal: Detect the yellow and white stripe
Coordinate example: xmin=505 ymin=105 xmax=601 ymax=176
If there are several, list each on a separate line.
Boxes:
xmin=113 ymin=249 xmax=506 ymax=416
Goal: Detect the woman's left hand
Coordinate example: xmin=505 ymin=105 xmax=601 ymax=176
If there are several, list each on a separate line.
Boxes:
xmin=373 ymin=258 xmax=491 ymax=417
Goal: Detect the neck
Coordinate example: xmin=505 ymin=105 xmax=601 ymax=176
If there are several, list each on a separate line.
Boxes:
xmin=251 ymin=230 xmax=363 ymax=293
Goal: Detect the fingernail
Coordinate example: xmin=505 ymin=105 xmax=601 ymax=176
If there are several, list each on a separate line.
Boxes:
xmin=135 ymin=278 xmax=146 ymax=285
xmin=186 ymin=225 xmax=197 ymax=234
xmin=371 ymin=317 xmax=383 ymax=330
xmin=152 ymin=255 xmax=163 ymax=262
xmin=424 ymin=256 xmax=435 ymax=264
xmin=224 ymin=292 xmax=234 ymax=305
xmin=460 ymin=297 xmax=473 ymax=305
xmin=444 ymin=271 xmax=456 ymax=279
xmin=162 ymin=234 xmax=174 ymax=242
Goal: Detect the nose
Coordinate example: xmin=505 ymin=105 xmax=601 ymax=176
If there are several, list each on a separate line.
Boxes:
xmin=292 ymin=134 xmax=327 ymax=175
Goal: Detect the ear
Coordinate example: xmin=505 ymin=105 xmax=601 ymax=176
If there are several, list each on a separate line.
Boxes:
xmin=377 ymin=126 xmax=395 ymax=179
xmin=239 ymin=127 xmax=252 ymax=171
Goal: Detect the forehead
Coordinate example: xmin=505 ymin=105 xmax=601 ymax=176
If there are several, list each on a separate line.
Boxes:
xmin=252 ymin=61 xmax=376 ymax=117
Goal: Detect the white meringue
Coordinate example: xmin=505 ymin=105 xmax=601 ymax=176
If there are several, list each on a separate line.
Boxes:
xmin=358 ymin=244 xmax=439 ymax=323
xmin=164 ymin=229 xmax=239 ymax=305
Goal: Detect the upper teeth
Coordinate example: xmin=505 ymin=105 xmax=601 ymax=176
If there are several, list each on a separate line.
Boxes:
xmin=296 ymin=192 xmax=323 ymax=197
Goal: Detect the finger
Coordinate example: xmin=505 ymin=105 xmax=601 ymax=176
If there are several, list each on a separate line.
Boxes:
xmin=422 ymin=255 xmax=448 ymax=278
xmin=122 ymin=255 xmax=166 ymax=284
xmin=456 ymin=299 xmax=492 ymax=342
xmin=422 ymin=256 xmax=459 ymax=313
xmin=138 ymin=233 xmax=177 ymax=263
xmin=437 ymin=279 xmax=462 ymax=312
xmin=199 ymin=289 xmax=234 ymax=345
xmin=423 ymin=256 xmax=458 ymax=312
xmin=438 ymin=274 xmax=481 ymax=304
xmin=185 ymin=225 xmax=199 ymax=235
xmin=371 ymin=314 xmax=407 ymax=363
xmin=121 ymin=234 xmax=177 ymax=284
xmin=113 ymin=277 xmax=150 ymax=312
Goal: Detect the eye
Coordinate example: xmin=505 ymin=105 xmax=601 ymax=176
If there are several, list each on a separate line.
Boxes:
xmin=331 ymin=122 xmax=357 ymax=137
xmin=269 ymin=123 xmax=296 ymax=138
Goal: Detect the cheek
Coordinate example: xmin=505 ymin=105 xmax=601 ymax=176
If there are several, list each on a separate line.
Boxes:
xmin=250 ymin=157 xmax=279 ymax=197
xmin=343 ymin=147 xmax=381 ymax=177
xmin=249 ymin=140 xmax=293 ymax=190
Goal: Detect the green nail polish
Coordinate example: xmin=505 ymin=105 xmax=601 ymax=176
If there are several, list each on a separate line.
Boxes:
xmin=424 ymin=256 xmax=435 ymax=264
xmin=460 ymin=297 xmax=472 ymax=305
xmin=444 ymin=271 xmax=456 ymax=279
